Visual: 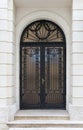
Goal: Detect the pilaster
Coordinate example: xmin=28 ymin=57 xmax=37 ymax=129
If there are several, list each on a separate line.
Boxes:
xmin=0 ymin=0 xmax=16 ymax=122
xmin=69 ymin=0 xmax=83 ymax=120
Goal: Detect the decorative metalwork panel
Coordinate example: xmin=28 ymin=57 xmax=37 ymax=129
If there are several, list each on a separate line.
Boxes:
xmin=21 ymin=45 xmax=66 ymax=109
xmin=45 ymin=47 xmax=64 ymax=106
xmin=21 ymin=47 xmax=40 ymax=106
xmin=21 ymin=20 xmax=64 ymax=42
xmin=20 ymin=20 xmax=66 ymax=109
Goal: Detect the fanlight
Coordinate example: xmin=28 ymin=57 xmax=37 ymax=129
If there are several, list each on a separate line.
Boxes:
xmin=21 ymin=20 xmax=65 ymax=42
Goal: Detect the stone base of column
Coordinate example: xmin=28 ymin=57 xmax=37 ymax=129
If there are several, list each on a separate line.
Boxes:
xmin=0 ymin=103 xmax=17 ymax=123
xmin=69 ymin=103 xmax=83 ymax=120
xmin=0 ymin=124 xmax=8 ymax=130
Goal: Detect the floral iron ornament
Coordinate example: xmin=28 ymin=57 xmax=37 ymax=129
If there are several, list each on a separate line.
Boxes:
xmin=22 ymin=20 xmax=65 ymax=42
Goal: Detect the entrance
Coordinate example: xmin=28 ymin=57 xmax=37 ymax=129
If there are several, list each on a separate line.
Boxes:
xmin=20 ymin=20 xmax=66 ymax=109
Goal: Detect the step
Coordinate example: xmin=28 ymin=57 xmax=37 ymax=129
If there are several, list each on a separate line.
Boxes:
xmin=9 ymin=128 xmax=83 ymax=130
xmin=14 ymin=110 xmax=69 ymax=120
xmin=7 ymin=120 xmax=83 ymax=128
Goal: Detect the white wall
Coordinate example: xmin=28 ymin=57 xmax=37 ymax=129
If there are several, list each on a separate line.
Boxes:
xmin=16 ymin=8 xmax=71 ymax=26
xmin=69 ymin=0 xmax=83 ymax=120
xmin=0 ymin=0 xmax=16 ymax=122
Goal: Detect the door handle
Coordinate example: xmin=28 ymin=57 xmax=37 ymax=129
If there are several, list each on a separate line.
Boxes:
xmin=42 ymin=78 xmax=45 ymax=85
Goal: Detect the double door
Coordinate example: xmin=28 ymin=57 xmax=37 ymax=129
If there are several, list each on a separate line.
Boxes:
xmin=20 ymin=43 xmax=66 ymax=109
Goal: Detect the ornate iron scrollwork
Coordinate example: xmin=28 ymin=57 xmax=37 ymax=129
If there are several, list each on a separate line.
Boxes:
xmin=20 ymin=20 xmax=66 ymax=109
xmin=22 ymin=20 xmax=64 ymax=42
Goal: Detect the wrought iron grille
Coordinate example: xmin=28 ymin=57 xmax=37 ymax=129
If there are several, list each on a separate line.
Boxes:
xmin=20 ymin=20 xmax=66 ymax=109
xmin=21 ymin=20 xmax=65 ymax=42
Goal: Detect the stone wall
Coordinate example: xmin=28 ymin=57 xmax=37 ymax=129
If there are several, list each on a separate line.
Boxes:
xmin=69 ymin=0 xmax=83 ymax=120
xmin=0 ymin=0 xmax=16 ymax=122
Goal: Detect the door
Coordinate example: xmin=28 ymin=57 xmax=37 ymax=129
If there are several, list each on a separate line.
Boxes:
xmin=20 ymin=20 xmax=66 ymax=109
xmin=20 ymin=42 xmax=66 ymax=109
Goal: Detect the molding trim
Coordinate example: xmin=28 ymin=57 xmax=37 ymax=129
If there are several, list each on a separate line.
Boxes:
xmin=16 ymin=10 xmax=70 ymax=44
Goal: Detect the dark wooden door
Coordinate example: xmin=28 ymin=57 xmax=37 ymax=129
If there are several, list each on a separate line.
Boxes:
xmin=20 ymin=42 xmax=66 ymax=109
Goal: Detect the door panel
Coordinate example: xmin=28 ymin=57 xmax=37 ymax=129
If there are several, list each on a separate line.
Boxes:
xmin=21 ymin=47 xmax=40 ymax=107
xmin=45 ymin=47 xmax=64 ymax=107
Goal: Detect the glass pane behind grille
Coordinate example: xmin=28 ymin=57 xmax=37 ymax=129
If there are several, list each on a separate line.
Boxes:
xmin=45 ymin=47 xmax=64 ymax=106
xmin=22 ymin=47 xmax=40 ymax=105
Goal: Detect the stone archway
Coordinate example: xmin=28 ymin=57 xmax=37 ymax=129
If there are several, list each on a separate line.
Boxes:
xmin=15 ymin=10 xmax=70 ymax=111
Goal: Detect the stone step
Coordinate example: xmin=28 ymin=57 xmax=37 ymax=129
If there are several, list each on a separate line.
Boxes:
xmin=14 ymin=110 xmax=69 ymax=120
xmin=8 ymin=128 xmax=83 ymax=130
xmin=7 ymin=120 xmax=83 ymax=128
